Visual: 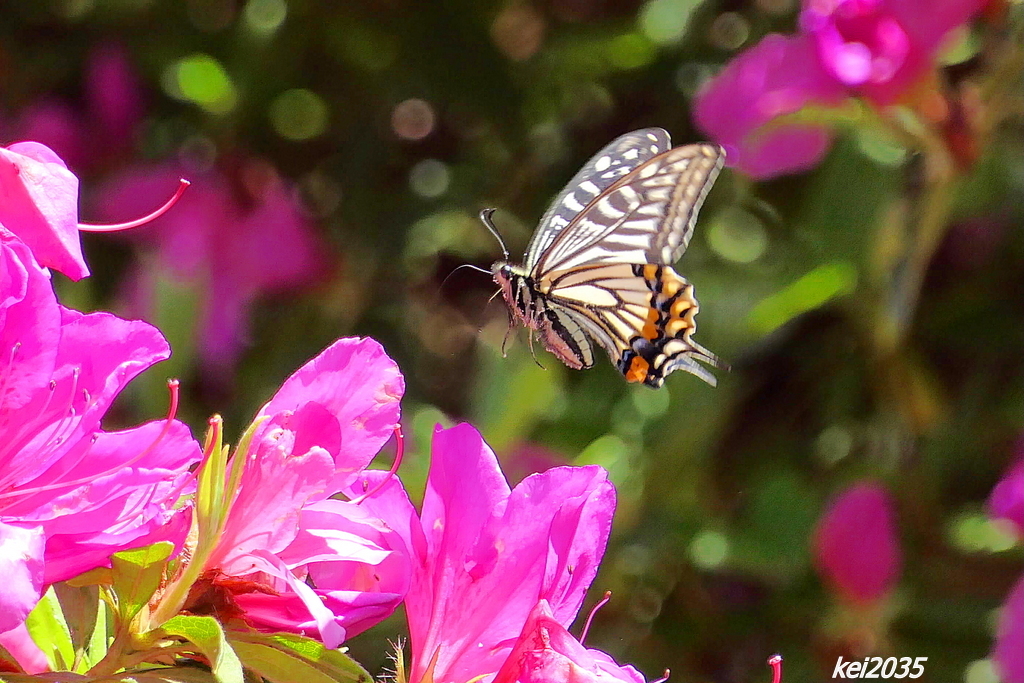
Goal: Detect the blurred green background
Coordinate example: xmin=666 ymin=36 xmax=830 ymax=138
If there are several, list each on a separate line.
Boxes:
xmin=2 ymin=0 xmax=1022 ymax=681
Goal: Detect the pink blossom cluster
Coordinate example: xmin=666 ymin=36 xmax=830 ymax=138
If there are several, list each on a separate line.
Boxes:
xmin=694 ymin=0 xmax=986 ymax=178
xmin=988 ymin=455 xmax=1024 ymax=683
xmin=0 ymin=141 xmax=201 ymax=637
xmin=0 ymin=140 xmax=648 ymax=682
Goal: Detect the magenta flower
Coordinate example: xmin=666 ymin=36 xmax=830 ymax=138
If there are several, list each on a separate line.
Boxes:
xmin=694 ymin=0 xmax=985 ymax=178
xmin=993 ymin=575 xmax=1024 ymax=683
xmin=694 ymin=34 xmax=846 ymax=178
xmin=493 ymin=600 xmax=645 ymax=683
xmin=0 ymin=142 xmax=89 ymax=280
xmin=96 ymin=163 xmax=327 ymax=374
xmin=988 ymin=456 xmax=1024 ymax=536
xmin=802 ymin=0 xmax=983 ymax=105
xmin=196 ymin=337 xmax=410 ymax=646
xmin=0 ymin=229 xmax=202 ymax=633
xmin=812 ymin=481 xmax=902 ymax=604
xmin=401 ymin=423 xmax=617 ymax=683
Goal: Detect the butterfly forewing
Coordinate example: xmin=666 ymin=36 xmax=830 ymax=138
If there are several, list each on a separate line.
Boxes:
xmin=532 ymin=143 xmax=724 ymax=274
xmin=525 ymin=128 xmax=672 ymax=269
xmin=490 ymin=128 xmax=725 ymax=387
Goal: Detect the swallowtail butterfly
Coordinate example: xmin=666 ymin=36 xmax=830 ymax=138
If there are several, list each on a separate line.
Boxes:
xmin=488 ymin=128 xmax=726 ymax=388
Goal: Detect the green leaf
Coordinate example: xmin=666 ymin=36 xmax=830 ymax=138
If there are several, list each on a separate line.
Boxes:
xmin=128 ymin=667 xmax=223 ymax=683
xmin=25 ymin=588 xmax=74 ymax=671
xmin=0 ymin=673 xmax=89 ymax=682
xmin=747 ymin=262 xmax=858 ymax=335
xmin=52 ymin=584 xmax=102 ymax=672
xmin=65 ymin=567 xmax=112 ymax=589
xmin=228 ymin=633 xmax=371 ymax=683
xmin=230 ymin=638 xmax=370 ymax=683
xmin=158 ymin=615 xmax=244 ymax=683
xmin=110 ymin=542 xmax=174 ymax=623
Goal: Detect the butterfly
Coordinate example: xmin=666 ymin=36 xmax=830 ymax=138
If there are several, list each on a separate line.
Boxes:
xmin=486 ymin=128 xmax=726 ymax=388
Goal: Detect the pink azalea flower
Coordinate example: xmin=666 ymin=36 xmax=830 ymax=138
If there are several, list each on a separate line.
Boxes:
xmin=493 ymin=600 xmax=645 ymax=683
xmin=401 ymin=423 xmax=617 ymax=683
xmin=812 ymin=481 xmax=902 ymax=605
xmin=0 ymin=229 xmax=202 ymax=634
xmin=694 ymin=34 xmax=845 ymax=178
xmin=0 ymin=142 xmax=88 ymax=280
xmin=195 ymin=337 xmax=410 ymax=646
xmin=801 ymin=0 xmax=985 ymax=105
xmin=95 ymin=162 xmax=328 ymax=374
xmin=993 ymin=574 xmax=1024 ymax=683
xmin=988 ymin=456 xmax=1024 ymax=536
xmin=694 ymin=0 xmax=985 ymax=177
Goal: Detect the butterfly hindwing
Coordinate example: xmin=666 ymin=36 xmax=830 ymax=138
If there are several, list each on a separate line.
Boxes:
xmin=533 ymin=143 xmax=724 ymax=274
xmin=526 ymin=129 xmax=672 ymax=269
xmin=540 ymin=264 xmax=724 ymax=387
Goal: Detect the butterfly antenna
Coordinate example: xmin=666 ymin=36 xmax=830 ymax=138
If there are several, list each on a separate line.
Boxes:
xmin=439 ymin=263 xmax=493 ymax=290
xmin=479 ymin=208 xmax=510 ymax=261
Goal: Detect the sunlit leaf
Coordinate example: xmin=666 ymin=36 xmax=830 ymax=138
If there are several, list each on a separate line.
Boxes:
xmin=747 ymin=262 xmax=858 ymax=335
xmin=228 ymin=632 xmax=371 ymax=683
xmin=231 ymin=641 xmax=348 ymax=683
xmin=24 ymin=588 xmax=74 ymax=671
xmin=158 ymin=615 xmax=243 ymax=683
xmin=110 ymin=543 xmax=174 ymax=624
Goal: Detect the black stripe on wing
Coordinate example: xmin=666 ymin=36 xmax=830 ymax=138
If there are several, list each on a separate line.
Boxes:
xmin=532 ymin=144 xmax=725 ymax=274
xmin=525 ymin=129 xmax=671 ymax=270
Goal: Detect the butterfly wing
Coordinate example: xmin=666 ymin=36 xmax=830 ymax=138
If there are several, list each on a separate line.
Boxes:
xmin=541 ymin=263 xmax=725 ymax=387
xmin=525 ymin=128 xmax=672 ymax=270
xmin=531 ymin=143 xmax=724 ymax=274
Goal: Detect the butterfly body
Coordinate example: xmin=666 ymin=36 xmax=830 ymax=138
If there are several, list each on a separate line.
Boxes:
xmin=490 ymin=129 xmax=726 ymax=388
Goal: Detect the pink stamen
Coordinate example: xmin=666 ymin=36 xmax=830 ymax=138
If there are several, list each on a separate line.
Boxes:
xmin=79 ymin=179 xmax=190 ymax=232
xmin=350 ymin=425 xmax=405 ymax=505
xmin=0 ymin=379 xmax=181 ymax=502
xmin=579 ymin=590 xmax=612 ymax=645
xmin=652 ymin=670 xmax=671 ymax=683
xmin=768 ymin=654 xmax=783 ymax=683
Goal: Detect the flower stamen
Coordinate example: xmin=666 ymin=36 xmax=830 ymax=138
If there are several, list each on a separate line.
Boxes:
xmin=350 ymin=424 xmax=405 ymax=505
xmin=652 ymin=669 xmax=671 ymax=683
xmin=579 ymin=590 xmax=612 ymax=645
xmin=79 ymin=179 xmax=190 ymax=232
xmin=768 ymin=654 xmax=783 ymax=683
xmin=0 ymin=378 xmax=180 ymax=502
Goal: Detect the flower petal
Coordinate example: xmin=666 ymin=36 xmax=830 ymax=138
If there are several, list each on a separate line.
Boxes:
xmin=0 ymin=143 xmax=87 ymax=280
xmin=0 ymin=522 xmax=45 ymax=634
xmin=257 ymin=337 xmax=404 ymax=490
xmin=493 ymin=600 xmax=646 ymax=683
xmin=694 ymin=33 xmax=846 ymax=179
xmin=813 ymin=481 xmax=902 ymax=604
xmin=406 ymin=424 xmax=616 ymax=683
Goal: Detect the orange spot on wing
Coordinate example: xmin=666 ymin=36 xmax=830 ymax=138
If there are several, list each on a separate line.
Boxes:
xmin=641 ymin=307 xmax=660 ymax=340
xmin=625 ymin=356 xmax=650 ymax=383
